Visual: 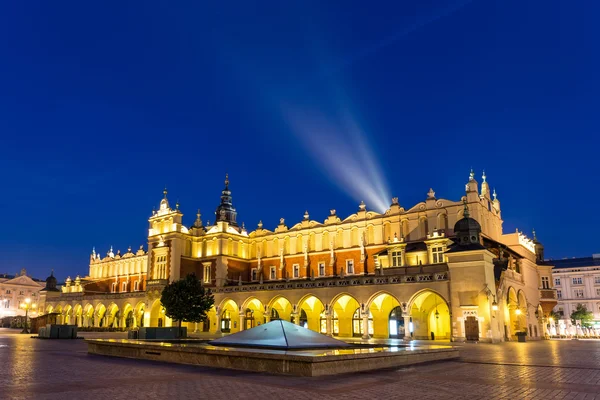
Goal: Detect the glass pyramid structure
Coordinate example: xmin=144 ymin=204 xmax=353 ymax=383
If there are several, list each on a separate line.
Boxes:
xmin=209 ymin=320 xmax=351 ymax=350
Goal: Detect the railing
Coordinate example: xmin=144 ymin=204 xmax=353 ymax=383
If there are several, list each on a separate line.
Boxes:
xmin=540 ymin=288 xmax=558 ymax=300
xmin=55 ymin=291 xmax=146 ymax=301
xmin=146 ymin=279 xmax=168 ymax=286
xmin=212 ymin=266 xmax=449 ymax=294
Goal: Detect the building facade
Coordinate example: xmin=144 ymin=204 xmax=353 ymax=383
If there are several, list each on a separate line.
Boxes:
xmin=40 ymin=171 xmax=556 ymax=342
xmin=0 ymin=269 xmax=44 ymax=320
xmin=549 ymin=255 xmax=600 ymax=333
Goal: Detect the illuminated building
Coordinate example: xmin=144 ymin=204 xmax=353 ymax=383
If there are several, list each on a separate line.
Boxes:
xmin=0 ymin=269 xmax=44 ymax=320
xmin=40 ymin=171 xmax=556 ymax=342
xmin=549 ymin=255 xmax=600 ymax=332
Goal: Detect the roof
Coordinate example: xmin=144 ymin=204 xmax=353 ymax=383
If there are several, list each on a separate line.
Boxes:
xmin=547 ymin=256 xmax=600 ymax=269
xmin=209 ymin=320 xmax=351 ymax=350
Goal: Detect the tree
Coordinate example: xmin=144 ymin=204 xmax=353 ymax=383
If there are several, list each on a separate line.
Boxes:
xmin=160 ymin=273 xmax=215 ymax=329
xmin=570 ymin=303 xmax=594 ymax=328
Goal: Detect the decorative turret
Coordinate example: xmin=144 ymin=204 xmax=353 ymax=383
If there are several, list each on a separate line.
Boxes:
xmin=450 ymin=200 xmax=485 ymax=250
xmin=214 ymin=173 xmax=238 ymax=226
xmin=532 ymin=229 xmax=545 ymax=263
xmin=160 ymin=187 xmax=170 ymax=211
xmin=193 ymin=209 xmax=203 ymax=229
xmin=480 ymin=170 xmax=490 ymax=199
xmin=465 ymin=168 xmax=479 ymax=202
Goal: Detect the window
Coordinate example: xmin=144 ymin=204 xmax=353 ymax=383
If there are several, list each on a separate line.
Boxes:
xmin=572 ymin=277 xmax=583 ymax=285
xmin=155 ymin=255 xmax=167 ymax=279
xmin=595 ymin=276 xmax=600 ymax=285
xmin=557 ymin=307 xmax=564 ymax=317
xmin=111 ymin=282 xmax=117 ymax=293
xmin=122 ymin=282 xmax=127 ymax=292
xmin=574 ymin=289 xmax=584 ymax=298
xmin=293 ymin=264 xmax=300 ymax=278
xmin=554 ymin=278 xmax=561 ymax=286
xmin=541 ymin=276 xmax=550 ymax=289
xmin=431 ymin=247 xmax=445 ymax=264
xmin=134 ymin=281 xmax=139 ymax=291
xmin=557 ymin=290 xmax=562 ymax=299
xmin=4 ymin=300 xmax=9 ymax=308
xmin=596 ymin=288 xmax=600 ymax=297
xmin=318 ymin=262 xmax=325 ymax=277
xmin=32 ymin=293 xmax=36 ymax=297
xmin=5 ymin=290 xmax=10 ymax=294
xmin=391 ymin=251 xmax=402 ymax=267
xmin=270 ymin=267 xmax=276 ymax=280
xmin=204 ymin=264 xmax=211 ymax=284
xmin=346 ymin=259 xmax=354 ymax=274
xmin=19 ymin=291 xmax=24 ymax=295
xmin=251 ymin=269 xmax=258 ymax=281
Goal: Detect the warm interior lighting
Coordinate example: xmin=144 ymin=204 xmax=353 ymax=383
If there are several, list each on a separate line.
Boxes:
xmin=492 ymin=301 xmax=498 ymax=311
xmin=549 ymin=317 xmax=554 ymax=323
xmin=515 ymin=309 xmax=522 ymax=315
xmin=25 ymin=298 xmax=31 ymax=304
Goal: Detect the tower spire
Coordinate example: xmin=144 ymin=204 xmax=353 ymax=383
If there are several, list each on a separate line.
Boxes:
xmin=463 ymin=199 xmax=470 ymax=219
xmin=163 ymin=187 xmax=168 ymax=199
xmin=224 ymin=173 xmax=229 ymax=189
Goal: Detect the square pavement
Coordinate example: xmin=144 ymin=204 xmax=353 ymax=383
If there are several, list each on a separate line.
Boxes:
xmin=1 ymin=328 xmax=600 ymax=399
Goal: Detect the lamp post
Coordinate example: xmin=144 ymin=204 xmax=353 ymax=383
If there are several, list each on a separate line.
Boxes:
xmin=20 ymin=298 xmax=37 ymax=334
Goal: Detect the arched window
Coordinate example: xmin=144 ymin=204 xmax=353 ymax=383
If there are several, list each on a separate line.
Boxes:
xmin=300 ymin=309 xmax=308 ymax=329
xmin=244 ymin=308 xmax=254 ymax=330
xmin=221 ymin=310 xmax=231 ymax=333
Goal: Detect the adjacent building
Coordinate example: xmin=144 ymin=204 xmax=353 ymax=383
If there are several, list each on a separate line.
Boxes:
xmin=549 ymin=254 xmax=600 ymax=332
xmin=0 ymin=269 xmax=45 ymax=320
xmin=40 ymin=170 xmax=557 ymax=342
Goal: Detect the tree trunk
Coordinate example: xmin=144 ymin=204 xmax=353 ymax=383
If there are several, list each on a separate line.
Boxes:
xmin=178 ymin=319 xmax=182 ymax=328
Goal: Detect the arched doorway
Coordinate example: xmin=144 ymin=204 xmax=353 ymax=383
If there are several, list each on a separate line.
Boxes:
xmin=367 ymin=292 xmax=401 ymax=338
xmin=122 ymin=304 xmax=134 ymax=328
xmin=389 ymin=306 xmax=405 ymax=338
xmin=73 ymin=304 xmax=83 ymax=327
xmin=149 ymin=300 xmax=163 ymax=327
xmin=83 ymin=304 xmax=94 ymax=327
xmin=134 ymin=302 xmax=145 ymax=328
xmin=95 ymin=304 xmax=106 ymax=327
xmin=107 ymin=304 xmax=120 ymax=328
xmin=219 ymin=299 xmax=239 ymax=333
xmin=242 ymin=298 xmax=264 ymax=329
xmin=298 ymin=295 xmax=325 ymax=333
xmin=268 ymin=296 xmax=293 ymax=322
xmin=63 ymin=305 xmax=72 ymax=325
xmin=409 ymin=290 xmax=450 ymax=340
xmin=331 ymin=294 xmax=361 ymax=337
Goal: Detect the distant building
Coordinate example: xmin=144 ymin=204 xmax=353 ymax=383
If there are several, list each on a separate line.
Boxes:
xmin=0 ymin=269 xmax=45 ymax=319
xmin=40 ymin=170 xmax=556 ymax=342
xmin=549 ymin=254 xmax=600 ymax=331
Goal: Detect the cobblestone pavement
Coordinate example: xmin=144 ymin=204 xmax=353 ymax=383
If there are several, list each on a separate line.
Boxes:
xmin=1 ymin=328 xmax=600 ymax=399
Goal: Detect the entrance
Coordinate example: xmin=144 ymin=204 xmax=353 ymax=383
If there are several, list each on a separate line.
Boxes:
xmin=388 ymin=306 xmax=405 ymax=338
xmin=244 ymin=309 xmax=254 ymax=330
xmin=221 ymin=310 xmax=231 ymax=333
xmin=465 ymin=316 xmax=479 ymax=341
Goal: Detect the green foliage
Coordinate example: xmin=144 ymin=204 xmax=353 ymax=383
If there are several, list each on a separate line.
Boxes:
xmin=160 ymin=273 xmax=215 ymax=328
xmin=570 ymin=303 xmax=594 ymax=328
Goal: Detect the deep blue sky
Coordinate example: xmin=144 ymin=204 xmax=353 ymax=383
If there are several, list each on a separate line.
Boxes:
xmin=1 ymin=0 xmax=598 ymax=280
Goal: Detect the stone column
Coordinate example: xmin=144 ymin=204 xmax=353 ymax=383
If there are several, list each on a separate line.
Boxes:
xmin=326 ymin=313 xmax=332 ymax=336
xmin=216 ymin=311 xmax=222 ymax=334
xmin=239 ymin=313 xmax=245 ymax=331
xmin=362 ymin=313 xmax=370 ymax=340
xmin=194 ymin=322 xmax=198 ymax=333
xmin=292 ymin=313 xmax=300 ymax=325
xmin=264 ymin=314 xmax=271 ymax=324
xmin=403 ymin=315 xmax=411 ymax=340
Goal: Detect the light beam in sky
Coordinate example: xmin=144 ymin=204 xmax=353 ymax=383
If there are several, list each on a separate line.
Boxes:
xmin=282 ymin=106 xmax=391 ymax=214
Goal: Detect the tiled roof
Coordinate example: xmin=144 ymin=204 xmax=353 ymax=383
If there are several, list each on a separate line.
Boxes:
xmin=547 ymin=257 xmax=600 ymax=269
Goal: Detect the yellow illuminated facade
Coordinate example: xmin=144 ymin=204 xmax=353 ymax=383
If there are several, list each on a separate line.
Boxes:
xmin=40 ymin=171 xmax=557 ymax=342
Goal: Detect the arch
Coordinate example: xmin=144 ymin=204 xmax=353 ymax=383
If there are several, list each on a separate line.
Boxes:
xmin=383 ymin=222 xmax=392 ymax=242
xmin=267 ymin=295 xmax=293 ymax=322
xmin=149 ymin=299 xmax=163 ymax=327
xmin=308 ymin=233 xmax=316 ymax=251
xmin=219 ymin=298 xmax=239 ymax=334
xmin=408 ymin=289 xmax=450 ymax=340
xmin=322 ymin=231 xmax=330 ymax=251
xmin=366 ymin=291 xmax=402 ymax=338
xmin=437 ymin=213 xmax=448 ymax=231
xmin=122 ymin=303 xmax=134 ymax=328
xmin=95 ymin=303 xmax=107 ymax=327
xmin=106 ymin=303 xmax=120 ymax=328
xmin=296 ymin=234 xmax=303 ymax=254
xmin=45 ymin=305 xmax=54 ymax=314
xmin=134 ymin=301 xmax=145 ymax=328
xmin=83 ymin=303 xmax=94 ymax=327
xmin=351 ymin=227 xmax=359 ymax=247
xmin=241 ymin=297 xmax=264 ymax=330
xmin=419 ymin=216 xmax=429 ymax=238
xmin=367 ymin=224 xmax=375 ymax=244
xmin=352 ymin=307 xmax=373 ymax=337
xmin=297 ymin=294 xmax=326 ymax=333
xmin=330 ymin=293 xmax=361 ymax=337
xmin=73 ymin=304 xmax=83 ymax=327
xmin=63 ymin=305 xmax=73 ymax=325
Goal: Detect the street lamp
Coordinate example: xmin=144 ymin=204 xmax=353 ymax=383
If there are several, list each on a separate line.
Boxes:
xmin=20 ymin=298 xmax=37 ymax=334
xmin=492 ymin=300 xmax=498 ymax=311
xmin=515 ymin=308 xmax=522 ymax=316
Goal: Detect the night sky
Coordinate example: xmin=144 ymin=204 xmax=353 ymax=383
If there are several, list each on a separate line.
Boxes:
xmin=1 ymin=0 xmax=598 ymax=280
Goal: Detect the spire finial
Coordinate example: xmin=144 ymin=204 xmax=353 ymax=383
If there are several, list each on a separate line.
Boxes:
xmin=482 ymin=170 xmax=486 ymax=183
xmin=469 ymin=168 xmax=475 ymax=181
xmin=51 ymin=269 xmax=54 ymax=277
xmin=532 ymin=229 xmax=537 ymax=241
xmin=224 ymin=173 xmax=229 ymax=188
xmin=176 ymin=200 xmax=180 ymax=210
xmin=463 ymin=199 xmax=470 ymax=218
xmin=163 ymin=187 xmax=168 ymax=198
xmin=197 ymin=209 xmax=201 ymax=218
